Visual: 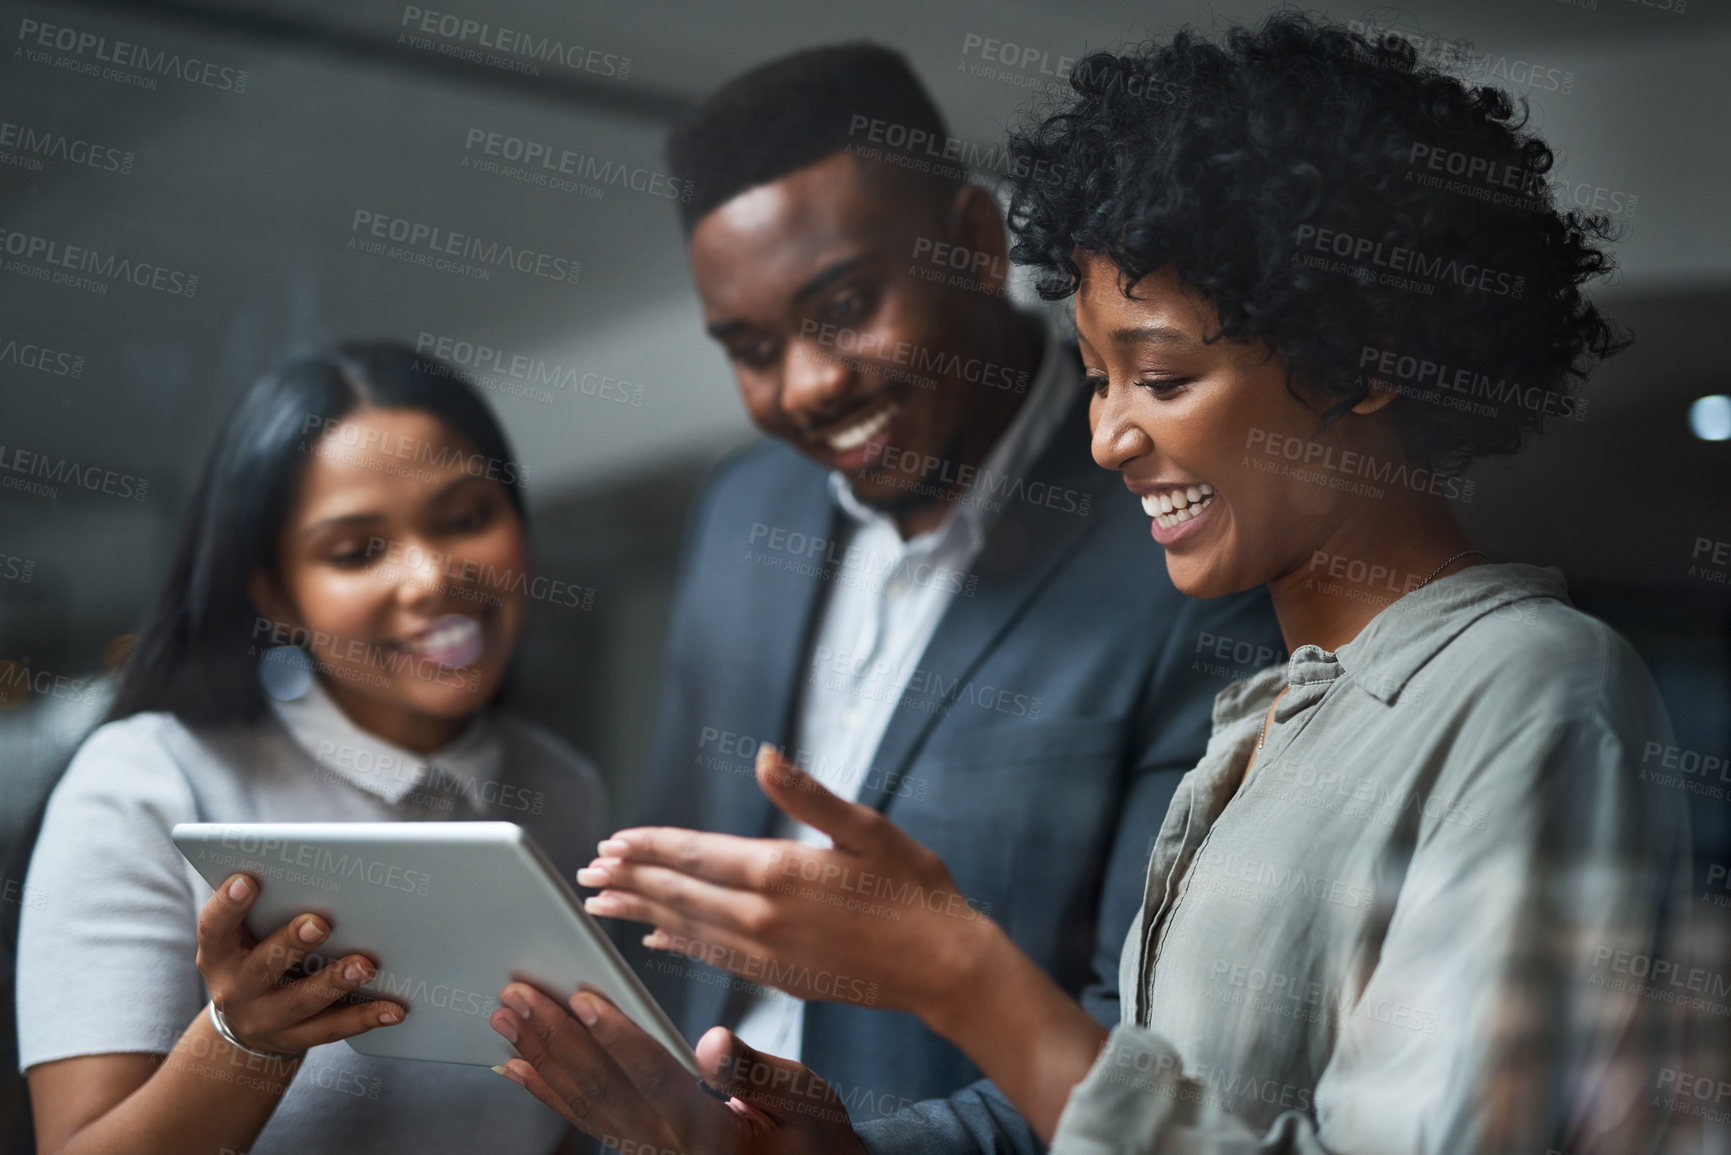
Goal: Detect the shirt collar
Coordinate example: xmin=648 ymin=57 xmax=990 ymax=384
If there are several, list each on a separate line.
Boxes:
xmin=267 ymin=678 xmax=504 ymax=806
xmin=1212 ymin=562 xmax=1570 ymax=725
xmin=1336 ymin=561 xmax=1569 ymax=703
xmin=826 ymin=319 xmax=1076 ymax=551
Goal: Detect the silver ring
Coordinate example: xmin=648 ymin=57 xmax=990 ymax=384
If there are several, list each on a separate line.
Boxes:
xmin=208 ymin=1002 xmax=305 ymax=1062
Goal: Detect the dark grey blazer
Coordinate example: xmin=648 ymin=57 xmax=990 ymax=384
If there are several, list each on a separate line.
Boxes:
xmin=631 ymin=380 xmax=1283 ymax=1154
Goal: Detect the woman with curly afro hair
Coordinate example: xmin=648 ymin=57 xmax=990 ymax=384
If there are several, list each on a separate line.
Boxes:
xmin=499 ymin=15 xmax=1704 ymax=1155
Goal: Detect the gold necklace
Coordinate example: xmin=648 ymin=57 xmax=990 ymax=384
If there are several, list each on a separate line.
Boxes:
xmin=1414 ymin=549 xmax=1487 ymax=590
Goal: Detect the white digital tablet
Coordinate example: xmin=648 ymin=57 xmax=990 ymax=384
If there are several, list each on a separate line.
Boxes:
xmin=171 ymin=821 xmax=699 ymax=1075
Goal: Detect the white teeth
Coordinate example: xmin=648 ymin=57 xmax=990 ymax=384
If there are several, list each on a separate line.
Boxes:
xmin=826 ymin=404 xmax=898 ymax=452
xmin=415 ymin=623 xmax=471 ymax=652
xmin=1149 ymin=489 xmax=1216 ymax=530
xmin=404 ymin=614 xmax=484 ymax=668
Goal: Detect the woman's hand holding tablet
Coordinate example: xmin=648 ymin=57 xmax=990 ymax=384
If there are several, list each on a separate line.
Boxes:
xmin=196 ymin=872 xmax=406 ymax=1058
xmin=490 ymin=986 xmax=864 ymax=1155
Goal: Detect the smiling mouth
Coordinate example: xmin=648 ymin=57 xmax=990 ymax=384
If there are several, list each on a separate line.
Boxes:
xmin=1141 ymin=482 xmax=1216 ymax=529
xmin=398 ymin=613 xmax=485 ymax=669
xmin=819 ymin=401 xmax=900 ymax=454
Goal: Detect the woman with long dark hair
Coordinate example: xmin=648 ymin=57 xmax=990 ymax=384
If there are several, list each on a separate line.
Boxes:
xmin=482 ymin=16 xmax=1699 ymax=1155
xmin=18 ymin=342 xmax=604 ymax=1155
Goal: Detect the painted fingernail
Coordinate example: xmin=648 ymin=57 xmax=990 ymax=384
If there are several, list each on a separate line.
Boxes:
xmin=597 ymin=838 xmax=629 ymax=857
xmin=227 ymin=876 xmax=251 ymax=901
xmin=499 ymin=985 xmax=532 ymax=1020
xmin=377 ymin=1005 xmax=403 ymax=1025
xmin=298 ymin=918 xmax=326 ymax=943
xmin=574 ymin=866 xmax=609 ymax=887
xmin=584 ymin=895 xmax=619 ymax=916
xmin=571 ymin=993 xmax=599 ymax=1026
xmin=491 ymin=1063 xmax=523 ymax=1085
xmin=491 ymin=1009 xmax=520 ymax=1043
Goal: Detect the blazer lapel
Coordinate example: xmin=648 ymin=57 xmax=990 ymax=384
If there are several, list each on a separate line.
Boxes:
xmin=855 ymin=391 xmax=1112 ymax=812
xmin=712 ymin=459 xmax=838 ymax=841
xmin=688 ymin=458 xmax=838 ymax=1036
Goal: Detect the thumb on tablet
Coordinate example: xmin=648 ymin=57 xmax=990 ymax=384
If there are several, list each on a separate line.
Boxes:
xmin=754 ymin=744 xmax=882 ymax=854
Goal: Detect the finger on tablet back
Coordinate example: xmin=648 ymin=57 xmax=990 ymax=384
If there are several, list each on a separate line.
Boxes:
xmin=569 ymin=990 xmax=719 ymax=1146
xmin=270 ymin=952 xmax=377 ymax=1025
xmin=276 ymin=993 xmax=406 ymax=1052
xmin=498 ymin=984 xmax=646 ymax=1139
xmin=500 ymin=1059 xmax=586 ymax=1132
xmin=247 ymin=911 xmax=330 ymax=990
xmin=196 ymin=874 xmax=259 ymax=960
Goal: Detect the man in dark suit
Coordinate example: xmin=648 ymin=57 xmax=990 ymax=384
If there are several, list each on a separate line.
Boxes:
xmin=614 ymin=44 xmax=1281 ymax=1154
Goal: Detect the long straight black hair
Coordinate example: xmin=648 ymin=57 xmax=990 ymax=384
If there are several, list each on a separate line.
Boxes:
xmin=107 ymin=341 xmax=528 ymax=728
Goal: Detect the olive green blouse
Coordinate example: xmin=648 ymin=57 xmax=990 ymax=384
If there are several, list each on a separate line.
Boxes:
xmin=1052 ymin=564 xmax=1705 ymax=1155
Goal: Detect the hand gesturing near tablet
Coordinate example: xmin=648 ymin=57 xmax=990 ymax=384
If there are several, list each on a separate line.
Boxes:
xmin=196 ymin=872 xmax=406 ymax=1058
xmin=502 ymin=747 xmax=1103 ymax=1145
xmin=574 ymin=744 xmax=1002 ymax=1022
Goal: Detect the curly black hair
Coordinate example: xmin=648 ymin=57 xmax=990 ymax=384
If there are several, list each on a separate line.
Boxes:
xmin=1005 ymin=11 xmax=1627 ymax=473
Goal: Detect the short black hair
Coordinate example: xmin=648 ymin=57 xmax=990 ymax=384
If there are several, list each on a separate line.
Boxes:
xmin=108 ymin=341 xmax=527 ymax=728
xmin=1005 ymin=12 xmax=1627 ymax=473
xmin=667 ymin=42 xmax=958 ymax=233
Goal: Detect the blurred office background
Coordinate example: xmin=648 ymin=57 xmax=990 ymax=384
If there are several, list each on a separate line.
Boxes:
xmin=2 ymin=0 xmax=1729 ymax=1143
